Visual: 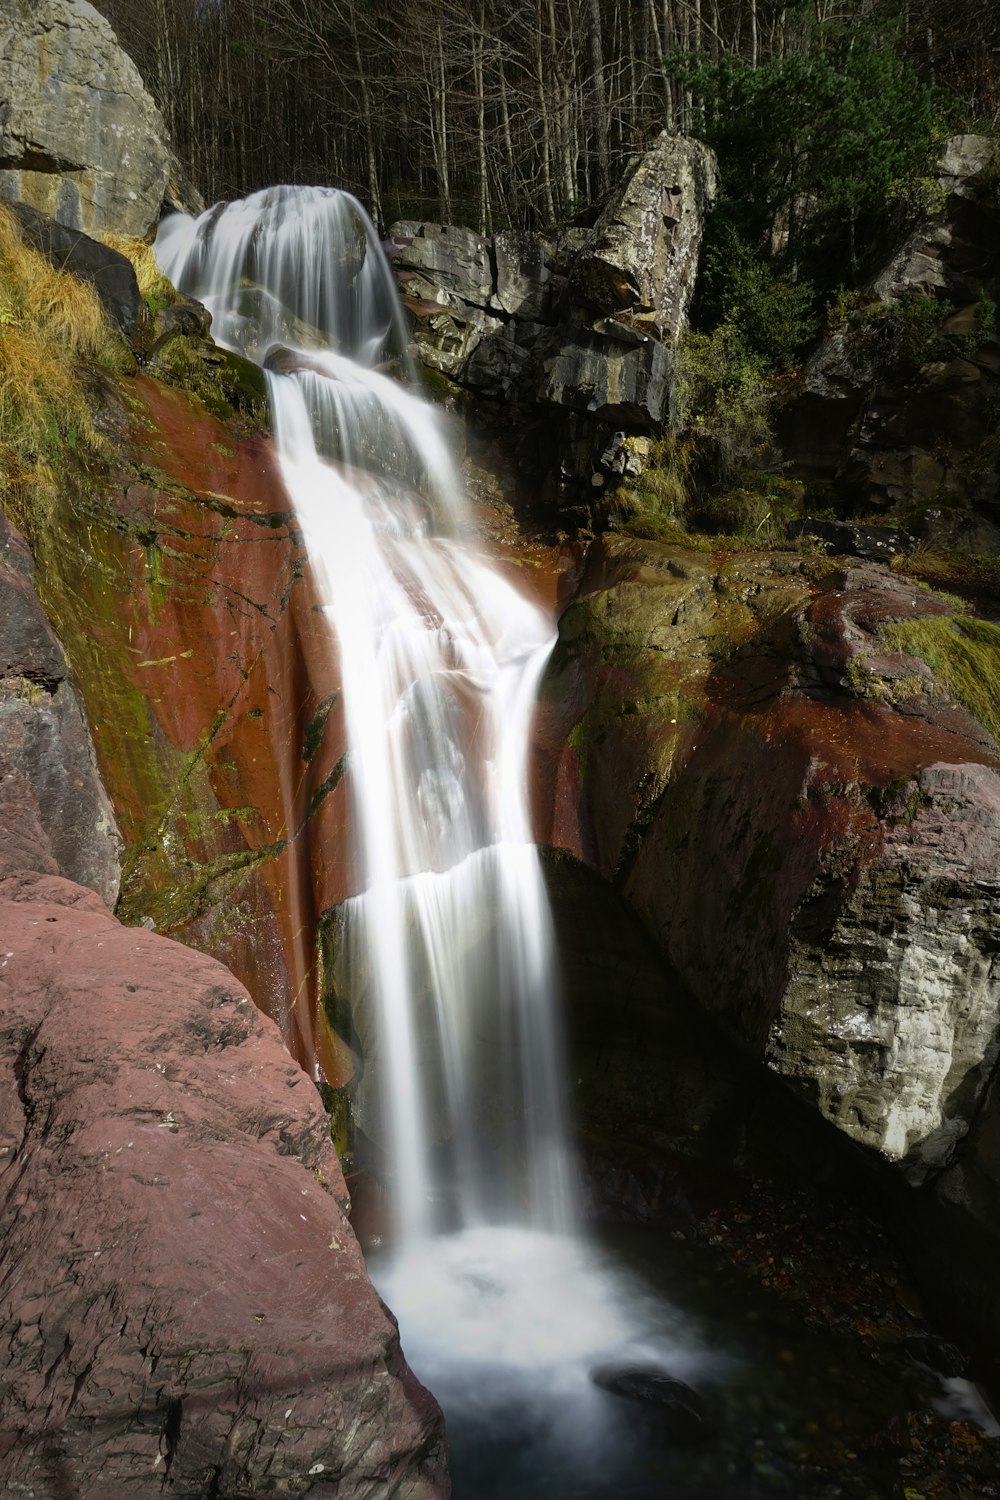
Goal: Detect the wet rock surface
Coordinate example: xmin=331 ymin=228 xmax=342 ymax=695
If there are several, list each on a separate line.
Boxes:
xmin=19 ymin=374 xmax=354 ymax=1085
xmin=0 ymin=868 xmax=448 ymax=1498
xmin=590 ymin=1366 xmax=711 ymax=1445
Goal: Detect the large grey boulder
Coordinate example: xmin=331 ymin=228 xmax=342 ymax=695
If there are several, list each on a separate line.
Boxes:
xmin=0 ymin=0 xmax=173 ymax=237
xmin=569 ymin=133 xmax=718 ymax=342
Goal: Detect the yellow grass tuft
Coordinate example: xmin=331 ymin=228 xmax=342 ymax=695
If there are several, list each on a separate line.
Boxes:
xmin=98 ymin=228 xmax=179 ymax=309
xmin=0 ymin=204 xmax=121 ymax=524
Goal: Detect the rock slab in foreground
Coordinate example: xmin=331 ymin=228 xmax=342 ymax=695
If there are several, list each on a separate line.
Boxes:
xmin=0 ymin=870 xmax=448 ymax=1499
xmin=0 ymin=0 xmax=174 ymax=237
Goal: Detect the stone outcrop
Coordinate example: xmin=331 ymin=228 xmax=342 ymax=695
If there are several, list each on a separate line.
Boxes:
xmin=538 ymin=319 xmax=673 ymax=427
xmin=388 ymin=136 xmax=716 ymax=510
xmin=777 ymin=134 xmax=1000 ymax=516
xmin=0 ymin=0 xmax=183 ymax=237
xmin=539 ymin=532 xmax=1000 ymax=1337
xmin=567 ymin=132 xmax=718 ymax=342
xmin=0 ymin=868 xmax=448 ymax=1498
xmin=0 ymin=511 xmax=121 ymax=906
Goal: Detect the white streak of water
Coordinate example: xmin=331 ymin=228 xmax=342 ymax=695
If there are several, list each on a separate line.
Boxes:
xmin=156 ymin=186 xmax=575 ymax=1243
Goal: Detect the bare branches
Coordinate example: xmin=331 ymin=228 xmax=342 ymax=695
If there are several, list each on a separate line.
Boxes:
xmin=91 ymin=0 xmax=996 ymax=232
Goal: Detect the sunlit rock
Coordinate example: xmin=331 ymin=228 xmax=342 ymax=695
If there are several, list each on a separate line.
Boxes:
xmin=390 ymin=221 xmax=494 ymax=308
xmin=568 ymin=132 xmax=718 ymax=342
xmin=0 ymin=0 xmax=178 ymax=237
xmin=0 ymin=869 xmax=448 ymax=1497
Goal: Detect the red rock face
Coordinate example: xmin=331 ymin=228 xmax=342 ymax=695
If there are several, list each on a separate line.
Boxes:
xmin=28 ymin=377 xmax=361 ymax=1085
xmin=0 ymin=869 xmax=448 ymax=1498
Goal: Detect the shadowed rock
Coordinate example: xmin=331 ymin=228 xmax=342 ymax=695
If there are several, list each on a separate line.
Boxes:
xmin=592 ymin=1365 xmax=712 ymax=1444
xmin=7 ymin=201 xmax=140 ymax=335
xmin=0 ymin=512 xmax=121 ymax=906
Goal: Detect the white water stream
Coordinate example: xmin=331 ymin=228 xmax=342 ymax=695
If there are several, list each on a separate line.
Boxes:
xmin=156 ymin=188 xmax=705 ymax=1485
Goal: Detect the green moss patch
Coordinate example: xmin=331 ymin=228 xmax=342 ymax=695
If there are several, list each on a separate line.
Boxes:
xmin=881 ymin=614 xmax=1000 ymax=743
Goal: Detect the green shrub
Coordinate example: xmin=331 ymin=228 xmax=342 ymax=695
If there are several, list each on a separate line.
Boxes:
xmin=698 ymin=227 xmax=818 ymax=371
xmin=675 ymin=323 xmax=773 ymax=485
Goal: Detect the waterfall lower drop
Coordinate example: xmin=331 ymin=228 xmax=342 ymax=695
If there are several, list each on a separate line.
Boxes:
xmin=156 ymin=189 xmax=707 ymax=1497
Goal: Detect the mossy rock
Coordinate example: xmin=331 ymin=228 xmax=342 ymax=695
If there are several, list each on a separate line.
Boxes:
xmin=150 ymin=335 xmax=269 ymax=432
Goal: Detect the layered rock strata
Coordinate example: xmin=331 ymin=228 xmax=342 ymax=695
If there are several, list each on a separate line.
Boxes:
xmin=388 ymin=134 xmax=716 ymax=511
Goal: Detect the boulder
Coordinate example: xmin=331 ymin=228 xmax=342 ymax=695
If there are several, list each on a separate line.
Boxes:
xmin=591 ymin=1366 xmax=711 ymax=1444
xmin=0 ymin=0 xmax=174 ymax=237
xmin=540 ymin=534 xmax=1000 ymax=1342
xmin=539 ymin=319 xmax=673 ymax=428
xmin=785 ymin=517 xmax=915 ymax=560
xmin=568 ymin=133 xmax=717 ymax=341
xmin=0 ymin=868 xmax=448 ymax=1498
xmin=7 ymin=200 xmax=140 ymax=334
xmin=0 ymin=511 xmax=121 ymax=906
xmin=545 ymin=537 xmax=1000 ymax=1169
xmin=914 ymin=506 xmax=1000 ymax=556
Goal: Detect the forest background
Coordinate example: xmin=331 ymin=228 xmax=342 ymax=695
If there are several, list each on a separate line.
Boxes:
xmin=92 ymin=0 xmax=1000 ymax=454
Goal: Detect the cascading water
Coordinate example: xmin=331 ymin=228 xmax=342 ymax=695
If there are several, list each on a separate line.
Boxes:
xmin=156 ymin=188 xmax=708 ymax=1498
xmin=157 ymin=187 xmax=575 ymax=1242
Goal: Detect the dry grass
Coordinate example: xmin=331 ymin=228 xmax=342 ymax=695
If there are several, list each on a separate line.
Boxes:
xmin=98 ymin=229 xmax=178 ymax=309
xmin=0 ymin=207 xmax=120 ymax=359
xmin=0 ymin=204 xmax=121 ymax=524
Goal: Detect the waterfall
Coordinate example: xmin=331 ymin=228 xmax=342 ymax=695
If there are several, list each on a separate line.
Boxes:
xmin=155 ymin=186 xmax=575 ymax=1243
xmin=156 ymin=188 xmax=712 ymax=1497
